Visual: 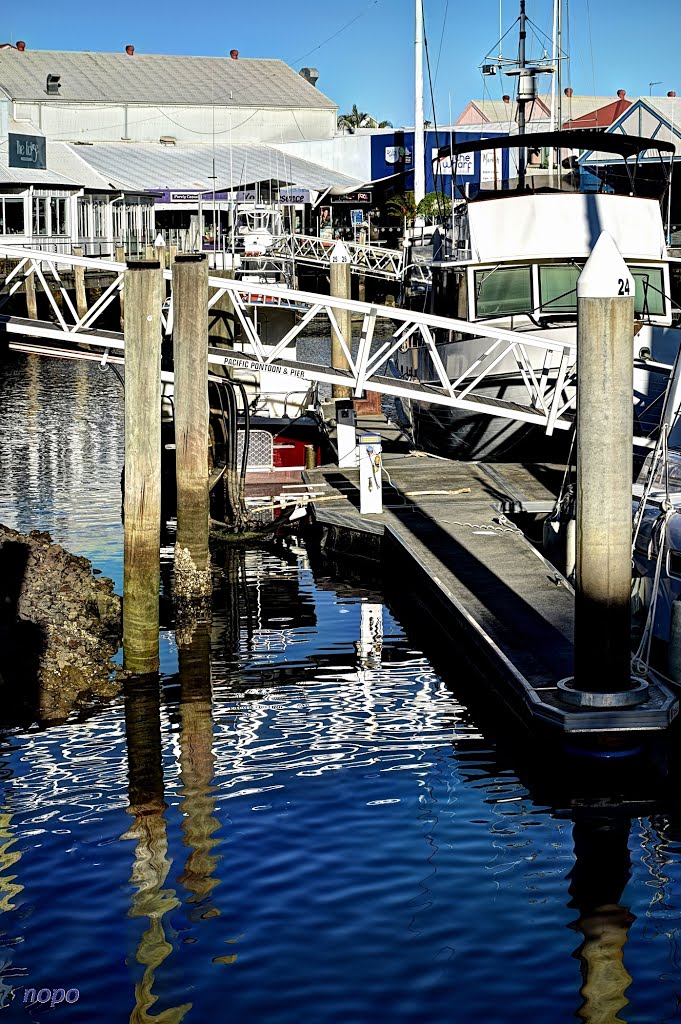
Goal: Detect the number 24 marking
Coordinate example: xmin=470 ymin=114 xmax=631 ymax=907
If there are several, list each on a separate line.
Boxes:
xmin=617 ymin=278 xmax=631 ymax=295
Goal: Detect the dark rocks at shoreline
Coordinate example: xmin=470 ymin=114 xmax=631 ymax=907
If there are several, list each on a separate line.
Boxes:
xmin=0 ymin=524 xmax=122 ymax=723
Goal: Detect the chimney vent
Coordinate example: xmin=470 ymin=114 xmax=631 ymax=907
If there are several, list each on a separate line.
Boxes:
xmin=16 ymin=40 xmax=26 ymax=51
xmin=617 ymin=89 xmax=626 ymax=98
xmin=502 ymin=94 xmax=511 ymax=103
xmin=564 ymin=87 xmax=573 ymax=97
xmin=230 ymin=49 xmax=239 ymax=60
xmin=125 ymin=44 xmax=134 ymax=55
xmin=299 ymin=67 xmax=320 ymax=88
xmin=668 ymin=91 xmax=677 ymax=98
xmin=46 ymin=73 xmax=61 ymax=96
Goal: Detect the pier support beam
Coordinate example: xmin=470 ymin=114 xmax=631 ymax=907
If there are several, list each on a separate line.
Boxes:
xmin=330 ymin=242 xmax=352 ymax=399
xmin=172 ymin=254 xmax=212 ymax=601
xmin=123 ymin=261 xmax=163 ymax=675
xmin=566 ymin=232 xmax=640 ymax=702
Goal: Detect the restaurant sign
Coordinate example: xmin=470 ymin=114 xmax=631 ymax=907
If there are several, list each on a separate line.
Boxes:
xmin=332 ymin=190 xmax=373 ymax=204
xmin=8 ymin=132 xmax=46 ymax=170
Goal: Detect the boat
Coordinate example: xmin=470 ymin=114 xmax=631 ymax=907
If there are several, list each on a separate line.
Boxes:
xmin=394 ymin=2 xmax=678 ymax=461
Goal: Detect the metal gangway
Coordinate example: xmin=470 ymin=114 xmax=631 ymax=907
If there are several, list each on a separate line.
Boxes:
xmin=268 ymin=234 xmax=406 ymax=280
xmin=0 ymin=244 xmax=580 ymax=437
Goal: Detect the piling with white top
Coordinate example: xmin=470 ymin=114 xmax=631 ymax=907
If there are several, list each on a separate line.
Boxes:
xmin=329 ymin=240 xmax=352 ymax=399
xmin=172 ymin=254 xmax=212 ymax=600
xmin=563 ymin=232 xmax=644 ymax=703
xmin=123 ymin=261 xmax=163 ymax=675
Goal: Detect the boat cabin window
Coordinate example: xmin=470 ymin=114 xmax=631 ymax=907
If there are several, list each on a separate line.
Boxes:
xmin=474 ymin=266 xmax=532 ymax=317
xmin=539 ymin=263 xmax=666 ymax=318
xmin=631 ymin=267 xmax=665 ymax=317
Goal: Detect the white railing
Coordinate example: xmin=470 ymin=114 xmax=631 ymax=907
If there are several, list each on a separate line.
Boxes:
xmin=268 ymin=234 xmax=405 ymax=280
xmin=0 ymin=244 xmax=577 ymax=435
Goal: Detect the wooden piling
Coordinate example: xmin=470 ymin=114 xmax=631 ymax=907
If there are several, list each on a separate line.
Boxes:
xmin=72 ymin=246 xmax=87 ymax=320
xmin=330 ymin=248 xmax=352 ymax=399
xmin=172 ymin=254 xmax=212 ymax=599
xmin=123 ymin=260 xmax=163 ymax=675
xmin=25 ymin=267 xmax=37 ymax=320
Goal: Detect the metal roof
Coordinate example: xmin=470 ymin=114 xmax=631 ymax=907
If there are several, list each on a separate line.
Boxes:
xmin=68 ymin=141 xmax=361 ymax=192
xmin=0 ymin=49 xmax=336 ymax=109
xmin=0 ymin=141 xmax=80 ymax=187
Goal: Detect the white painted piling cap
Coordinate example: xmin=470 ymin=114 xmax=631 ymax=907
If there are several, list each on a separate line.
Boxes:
xmin=577 ymin=231 xmax=635 ymax=299
xmin=154 ymin=233 xmax=166 ymax=247
xmin=330 ymin=240 xmax=351 ymax=263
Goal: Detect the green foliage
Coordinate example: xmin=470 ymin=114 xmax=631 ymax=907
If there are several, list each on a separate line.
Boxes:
xmin=417 ymin=191 xmax=452 ymax=219
xmin=385 ymin=191 xmax=417 ymax=225
xmin=337 ymin=104 xmax=393 ymax=131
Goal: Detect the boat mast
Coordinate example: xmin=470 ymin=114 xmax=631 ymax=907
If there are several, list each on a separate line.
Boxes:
xmin=414 ymin=0 xmax=426 ymax=211
xmin=517 ymin=0 xmax=527 ymax=189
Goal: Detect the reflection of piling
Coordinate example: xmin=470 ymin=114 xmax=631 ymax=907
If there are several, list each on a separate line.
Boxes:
xmin=330 ymin=252 xmax=352 ymax=399
xmin=573 ymin=233 xmax=637 ymax=697
xmin=123 ymin=678 xmax=192 ymax=1023
xmin=123 ymin=262 xmax=162 ymax=675
xmin=172 ymin=255 xmax=211 ymax=599
xmin=177 ymin=623 xmax=221 ymax=913
xmin=72 ymin=246 xmax=87 ymax=320
xmin=568 ymin=816 xmax=634 ymax=1024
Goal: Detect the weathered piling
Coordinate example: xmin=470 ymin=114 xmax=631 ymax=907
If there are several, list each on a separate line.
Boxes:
xmin=72 ymin=246 xmax=87 ymax=320
xmin=571 ymin=232 xmax=638 ymax=699
xmin=25 ymin=267 xmax=37 ymax=320
xmin=172 ymin=254 xmax=212 ymax=600
xmin=330 ymin=242 xmax=352 ymax=399
xmin=123 ymin=261 xmax=163 ymax=675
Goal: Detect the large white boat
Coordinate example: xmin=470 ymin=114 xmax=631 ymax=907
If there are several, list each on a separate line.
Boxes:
xmin=395 ymin=130 xmax=678 ymax=460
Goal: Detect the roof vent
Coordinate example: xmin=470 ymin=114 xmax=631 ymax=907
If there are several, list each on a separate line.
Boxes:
xmin=299 ymin=67 xmax=319 ymax=88
xmin=125 ymin=44 xmax=135 ymax=55
xmin=16 ymin=40 xmax=26 ymax=51
xmin=46 ymin=74 xmax=61 ymax=96
xmin=617 ymin=89 xmax=626 ymax=98
xmin=159 ymin=135 xmax=176 ymax=145
xmin=230 ymin=49 xmax=239 ymax=60
xmin=564 ymin=87 xmax=573 ymax=97
xmin=668 ymin=91 xmax=677 ymax=98
xmin=502 ymin=94 xmax=511 ymax=103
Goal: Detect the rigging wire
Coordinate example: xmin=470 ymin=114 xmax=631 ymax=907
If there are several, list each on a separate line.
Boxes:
xmin=287 ymin=1 xmax=380 ymax=66
xmin=433 ymin=0 xmax=449 ymax=84
xmin=421 ymin=0 xmax=445 ymax=220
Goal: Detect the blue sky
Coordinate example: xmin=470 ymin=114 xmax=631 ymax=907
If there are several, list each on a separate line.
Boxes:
xmin=5 ymin=0 xmax=681 ymax=126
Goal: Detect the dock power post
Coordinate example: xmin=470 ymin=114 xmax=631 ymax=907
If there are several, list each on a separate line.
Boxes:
xmin=558 ymin=231 xmax=648 ymax=708
xmin=359 ymin=432 xmax=383 ymax=515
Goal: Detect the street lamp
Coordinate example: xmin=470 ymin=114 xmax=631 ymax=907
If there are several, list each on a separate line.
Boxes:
xmin=649 ymin=81 xmax=662 ymax=95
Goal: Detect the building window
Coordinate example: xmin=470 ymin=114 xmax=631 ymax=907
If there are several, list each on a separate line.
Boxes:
xmin=32 ymin=197 xmax=48 ymax=235
xmin=50 ymin=197 xmax=68 ymax=235
xmin=0 ymin=196 xmax=25 ymax=234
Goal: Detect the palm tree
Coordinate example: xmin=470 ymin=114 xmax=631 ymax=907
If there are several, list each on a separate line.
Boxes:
xmin=385 ymin=191 xmax=417 ymax=234
xmin=417 ymin=191 xmax=452 ymax=220
xmin=337 ymin=104 xmax=393 ymax=132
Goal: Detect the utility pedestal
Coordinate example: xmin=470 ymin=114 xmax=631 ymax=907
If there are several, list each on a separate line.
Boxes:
xmin=336 ymin=399 xmax=357 ymax=468
xmin=359 ymin=432 xmax=382 ymax=515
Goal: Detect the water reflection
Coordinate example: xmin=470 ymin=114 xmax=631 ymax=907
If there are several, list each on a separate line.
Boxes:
xmin=568 ymin=816 xmax=634 ymax=1024
xmin=123 ymin=677 xmax=191 ymax=1023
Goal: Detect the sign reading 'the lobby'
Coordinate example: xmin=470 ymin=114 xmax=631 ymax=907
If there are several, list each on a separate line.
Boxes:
xmin=8 ymin=133 xmax=46 ymax=169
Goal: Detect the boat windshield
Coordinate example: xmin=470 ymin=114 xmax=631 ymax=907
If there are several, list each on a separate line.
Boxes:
xmin=539 ymin=264 xmax=665 ymax=317
xmin=474 ymin=266 xmax=532 ymax=317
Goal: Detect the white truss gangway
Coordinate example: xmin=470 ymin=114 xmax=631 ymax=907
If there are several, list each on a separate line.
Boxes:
xmin=267 ymin=233 xmax=406 ymax=280
xmin=0 ymin=244 xmax=580 ymax=436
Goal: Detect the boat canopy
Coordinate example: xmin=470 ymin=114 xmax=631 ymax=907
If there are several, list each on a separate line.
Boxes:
xmin=437 ymin=131 xmax=676 ymax=162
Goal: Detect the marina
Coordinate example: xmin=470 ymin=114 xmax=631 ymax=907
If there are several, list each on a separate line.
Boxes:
xmin=5 ymin=0 xmax=681 ymax=1019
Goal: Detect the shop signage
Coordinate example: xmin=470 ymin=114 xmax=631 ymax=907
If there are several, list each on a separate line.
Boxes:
xmin=8 ymin=132 xmax=46 ymax=169
xmin=333 ymin=190 xmax=373 ymax=204
xmin=279 ymin=188 xmax=310 ymax=203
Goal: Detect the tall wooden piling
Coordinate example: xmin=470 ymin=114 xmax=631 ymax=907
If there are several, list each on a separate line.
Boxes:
xmin=25 ymin=267 xmax=37 ymax=320
xmin=330 ymin=242 xmax=352 ymax=399
xmin=123 ymin=261 xmax=163 ymax=675
xmin=172 ymin=254 xmax=212 ymax=599
xmin=573 ymin=232 xmax=635 ymax=695
xmin=72 ymin=246 xmax=87 ymax=320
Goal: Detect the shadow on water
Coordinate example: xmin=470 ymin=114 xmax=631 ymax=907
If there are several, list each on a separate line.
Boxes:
xmin=0 ymin=539 xmax=43 ymax=726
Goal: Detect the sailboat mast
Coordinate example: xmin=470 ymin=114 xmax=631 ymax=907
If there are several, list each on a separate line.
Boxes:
xmin=517 ymin=0 xmax=527 ymax=189
xmin=414 ymin=0 xmax=426 ymax=209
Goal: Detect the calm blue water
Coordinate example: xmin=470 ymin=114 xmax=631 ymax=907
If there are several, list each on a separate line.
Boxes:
xmin=1 ymin=349 xmax=681 ymax=1022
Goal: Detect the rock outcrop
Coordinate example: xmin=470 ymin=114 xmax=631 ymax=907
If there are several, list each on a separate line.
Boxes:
xmin=0 ymin=525 xmax=122 ymax=722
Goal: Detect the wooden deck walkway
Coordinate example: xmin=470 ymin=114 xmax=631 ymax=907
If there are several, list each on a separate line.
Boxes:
xmin=305 ymin=417 xmax=677 ymax=737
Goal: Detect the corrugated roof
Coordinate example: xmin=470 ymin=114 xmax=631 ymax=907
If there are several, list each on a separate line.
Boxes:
xmin=67 ymin=141 xmax=361 ymax=192
xmin=0 ymin=139 xmax=80 ymax=186
xmin=456 ymin=94 xmax=635 ymax=127
xmin=0 ymin=49 xmax=336 ymax=109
